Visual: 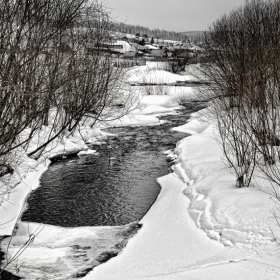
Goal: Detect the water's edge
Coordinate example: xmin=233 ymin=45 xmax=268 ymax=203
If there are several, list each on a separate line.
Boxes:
xmin=1 ymin=103 xmax=205 ymax=279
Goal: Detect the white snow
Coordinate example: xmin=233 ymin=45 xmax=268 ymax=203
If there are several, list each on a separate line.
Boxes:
xmin=82 ymin=110 xmax=280 ymax=280
xmin=127 ymin=66 xmax=195 ymax=84
xmin=77 ymin=149 xmax=99 ymax=156
xmin=2 ymin=63 xmax=280 ymax=280
xmin=0 ymin=161 xmax=51 ymax=235
xmin=172 ymin=118 xmax=209 ymax=135
xmin=0 ymin=128 xmax=108 ymax=236
xmin=1 ymin=221 xmax=139 ymax=279
xmin=141 ymin=95 xmax=180 ymax=108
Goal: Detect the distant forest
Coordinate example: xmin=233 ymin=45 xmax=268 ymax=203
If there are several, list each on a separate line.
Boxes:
xmin=182 ymin=31 xmax=205 ymax=43
xmin=113 ymin=23 xmax=190 ymax=41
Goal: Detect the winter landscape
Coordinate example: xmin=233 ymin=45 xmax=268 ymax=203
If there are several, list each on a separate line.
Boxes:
xmin=2 ymin=0 xmax=280 ymax=279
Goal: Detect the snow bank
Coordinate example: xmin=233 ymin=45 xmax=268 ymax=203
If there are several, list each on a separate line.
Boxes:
xmin=171 ymin=114 xmax=277 ymax=248
xmin=168 ymin=86 xmax=201 ymax=102
xmin=83 ymin=173 xmax=227 ymax=280
xmin=0 ymin=161 xmax=51 ymax=236
xmin=83 ymin=108 xmax=280 ymax=280
xmin=0 ymin=127 xmax=109 ymax=236
xmin=77 ymin=149 xmax=99 ymax=156
xmin=172 ymin=118 xmax=209 ymax=134
xmin=2 ymin=221 xmax=140 ymax=279
xmin=127 ymin=63 xmax=196 ymax=84
xmin=3 ymin=64 xmax=280 ymax=279
xmin=129 ymin=69 xmax=194 ymax=84
xmin=103 ymin=90 xmax=185 ymax=127
xmin=0 ymin=69 xmax=187 ymax=236
xmin=141 ymin=95 xmax=180 ymax=108
xmin=139 ymin=104 xmax=180 ymax=115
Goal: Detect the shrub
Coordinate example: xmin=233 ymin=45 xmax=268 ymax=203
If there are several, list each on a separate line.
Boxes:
xmin=200 ymin=0 xmax=280 ymax=187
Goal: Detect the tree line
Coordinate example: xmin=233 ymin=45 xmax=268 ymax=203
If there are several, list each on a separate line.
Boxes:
xmin=113 ymin=22 xmax=188 ymax=41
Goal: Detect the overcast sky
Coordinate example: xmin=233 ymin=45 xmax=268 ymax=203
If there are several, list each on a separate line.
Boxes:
xmin=104 ymin=0 xmax=246 ymax=32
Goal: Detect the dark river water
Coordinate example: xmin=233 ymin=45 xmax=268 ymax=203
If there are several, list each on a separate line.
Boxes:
xmin=21 ymin=103 xmax=204 ymax=227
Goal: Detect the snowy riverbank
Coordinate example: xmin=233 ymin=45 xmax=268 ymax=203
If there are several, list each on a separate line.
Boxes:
xmin=0 ymin=63 xmax=196 ymax=236
xmin=82 ymin=109 xmax=280 ymax=280
xmin=2 ymin=63 xmax=280 ymax=279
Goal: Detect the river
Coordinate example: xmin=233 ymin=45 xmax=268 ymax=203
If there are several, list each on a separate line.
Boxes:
xmin=2 ymin=102 xmax=205 ymax=279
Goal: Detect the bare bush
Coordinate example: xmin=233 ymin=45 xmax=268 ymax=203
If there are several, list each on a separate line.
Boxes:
xmin=142 ymin=84 xmax=170 ymax=96
xmin=167 ymin=49 xmax=190 ymax=74
xmin=0 ymin=0 xmax=126 ymax=168
xmin=199 ymin=0 xmax=280 ymax=187
xmin=0 ymin=0 xmax=130 ymax=275
xmin=140 ymin=69 xmax=170 ymax=96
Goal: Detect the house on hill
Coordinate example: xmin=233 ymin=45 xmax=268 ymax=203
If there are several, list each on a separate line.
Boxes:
xmin=86 ymin=40 xmax=135 ymax=55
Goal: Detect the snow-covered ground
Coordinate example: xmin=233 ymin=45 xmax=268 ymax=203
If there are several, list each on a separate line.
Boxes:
xmin=2 ymin=62 xmax=280 ymax=279
xmin=82 ymin=109 xmax=280 ymax=280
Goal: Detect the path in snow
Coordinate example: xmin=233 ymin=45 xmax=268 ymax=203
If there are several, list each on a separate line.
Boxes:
xmin=82 ymin=173 xmax=272 ymax=280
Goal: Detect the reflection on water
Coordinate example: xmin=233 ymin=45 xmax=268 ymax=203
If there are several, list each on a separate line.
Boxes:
xmin=22 ymin=103 xmax=204 ymax=227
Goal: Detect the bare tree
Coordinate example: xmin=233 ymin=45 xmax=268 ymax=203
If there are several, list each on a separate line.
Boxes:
xmin=0 ymin=0 xmax=132 ymax=275
xmin=167 ymin=49 xmax=190 ymax=74
xmin=198 ymin=0 xmax=280 ymax=187
xmin=0 ymin=0 xmax=85 ymax=168
xmin=0 ymin=0 xmax=127 ymax=169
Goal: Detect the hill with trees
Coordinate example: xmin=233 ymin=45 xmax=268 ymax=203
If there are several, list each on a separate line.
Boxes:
xmin=113 ymin=23 xmax=188 ymax=41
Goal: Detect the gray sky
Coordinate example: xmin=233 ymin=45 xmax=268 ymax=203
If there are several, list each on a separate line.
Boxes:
xmin=104 ymin=0 xmax=246 ymax=32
